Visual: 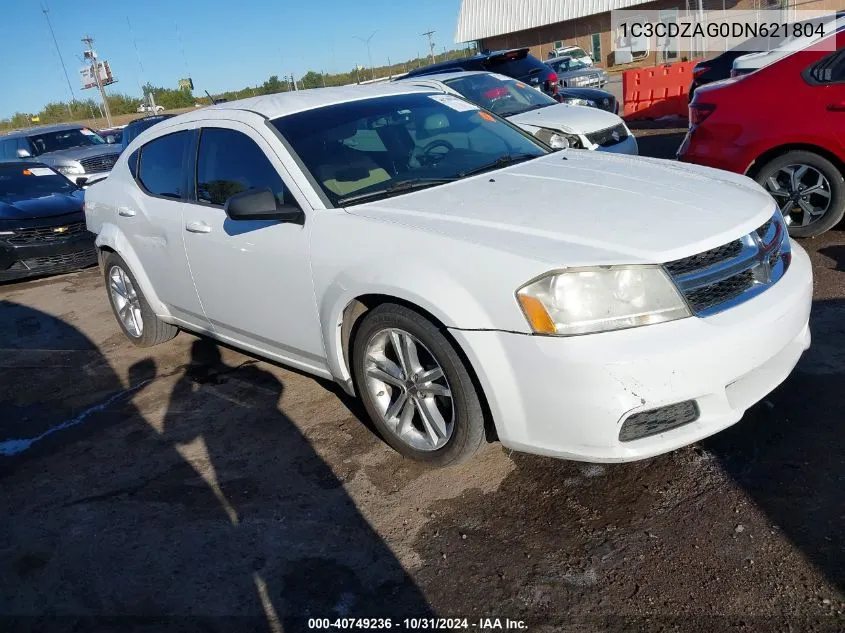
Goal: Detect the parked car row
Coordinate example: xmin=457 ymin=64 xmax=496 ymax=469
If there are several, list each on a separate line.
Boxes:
xmin=0 ymin=47 xmax=822 ymax=469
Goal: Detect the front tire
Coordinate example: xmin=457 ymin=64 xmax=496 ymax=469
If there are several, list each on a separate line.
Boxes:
xmin=754 ymin=150 xmax=845 ymax=238
xmin=351 ymin=304 xmax=486 ymax=467
xmin=103 ymin=251 xmax=178 ymax=347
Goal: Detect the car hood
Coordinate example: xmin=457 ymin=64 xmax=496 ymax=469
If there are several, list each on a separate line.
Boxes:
xmin=35 ymin=145 xmax=121 ymax=164
xmin=508 ymin=103 xmax=621 ymax=134
xmin=345 ymin=151 xmax=776 ymax=265
xmin=0 ymin=191 xmax=84 ymax=220
xmin=558 ymin=68 xmax=604 ymax=79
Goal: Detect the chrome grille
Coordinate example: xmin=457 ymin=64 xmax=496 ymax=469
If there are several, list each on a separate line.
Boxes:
xmin=665 ymin=211 xmax=790 ymax=317
xmin=79 ymin=153 xmax=119 ymax=173
xmin=14 ymin=247 xmax=97 ymax=271
xmin=586 ymin=123 xmax=628 ymax=147
xmin=665 ymin=240 xmax=743 ymax=276
xmin=4 ymin=221 xmax=88 ymax=245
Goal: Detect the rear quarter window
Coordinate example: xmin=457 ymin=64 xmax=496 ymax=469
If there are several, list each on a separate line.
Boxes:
xmin=137 ymin=131 xmax=191 ymax=198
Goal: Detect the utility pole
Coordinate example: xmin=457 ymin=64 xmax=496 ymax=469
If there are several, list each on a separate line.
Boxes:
xmin=353 ymin=31 xmax=377 ymax=81
xmin=81 ymin=35 xmax=112 ymax=127
xmin=42 ymin=4 xmax=74 ymax=117
xmin=421 ymin=30 xmax=436 ymax=65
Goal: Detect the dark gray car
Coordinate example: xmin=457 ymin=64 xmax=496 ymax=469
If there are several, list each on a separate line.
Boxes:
xmin=547 ymin=55 xmax=608 ymax=90
xmin=0 ymin=124 xmax=121 ymax=186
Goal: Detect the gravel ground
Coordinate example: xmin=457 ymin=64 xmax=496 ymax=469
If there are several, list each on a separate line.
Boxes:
xmin=1 ymin=128 xmax=844 ymax=633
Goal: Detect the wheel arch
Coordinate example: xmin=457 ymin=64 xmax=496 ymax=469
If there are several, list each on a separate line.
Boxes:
xmin=337 ymin=293 xmax=499 ymax=442
xmin=745 ymin=143 xmax=845 ymax=179
xmin=95 ymin=226 xmax=168 ymax=316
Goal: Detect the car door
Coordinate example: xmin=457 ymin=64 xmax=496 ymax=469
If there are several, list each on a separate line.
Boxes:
xmin=121 ymin=125 xmax=209 ymax=330
xmin=181 ymin=119 xmax=326 ymax=374
xmin=811 ymin=46 xmax=845 ymax=150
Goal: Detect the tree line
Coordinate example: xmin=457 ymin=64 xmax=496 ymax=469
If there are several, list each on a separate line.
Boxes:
xmin=1 ymin=47 xmax=476 ymax=132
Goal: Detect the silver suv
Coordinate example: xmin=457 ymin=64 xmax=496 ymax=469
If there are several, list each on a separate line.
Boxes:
xmin=0 ymin=124 xmax=121 ymax=186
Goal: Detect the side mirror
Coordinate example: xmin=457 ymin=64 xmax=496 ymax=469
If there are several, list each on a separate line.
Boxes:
xmin=224 ymin=187 xmax=303 ymax=224
xmin=16 ymin=148 xmax=31 ymax=158
xmin=105 ymin=135 xmax=116 ymax=144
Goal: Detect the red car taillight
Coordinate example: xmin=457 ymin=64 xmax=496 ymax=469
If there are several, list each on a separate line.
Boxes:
xmin=689 ymin=103 xmax=716 ymax=127
xmin=547 ymin=72 xmax=559 ymax=94
xmin=692 ymin=65 xmax=709 ymax=80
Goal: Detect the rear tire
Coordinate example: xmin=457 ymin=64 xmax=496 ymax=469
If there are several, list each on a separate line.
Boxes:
xmin=754 ymin=150 xmax=845 ymax=238
xmin=102 ymin=251 xmax=178 ymax=347
xmin=352 ymin=304 xmax=486 ymax=467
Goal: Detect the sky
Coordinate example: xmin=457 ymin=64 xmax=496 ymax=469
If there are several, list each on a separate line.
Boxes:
xmin=0 ymin=0 xmax=465 ymax=119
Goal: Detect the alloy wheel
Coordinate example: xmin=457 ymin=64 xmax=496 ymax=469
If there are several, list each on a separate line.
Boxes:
xmin=363 ymin=328 xmax=454 ymax=451
xmin=764 ymin=163 xmax=832 ymax=228
xmin=108 ymin=265 xmax=144 ymax=338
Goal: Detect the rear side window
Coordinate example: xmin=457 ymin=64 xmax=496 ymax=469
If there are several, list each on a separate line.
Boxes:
xmin=195 ymin=128 xmax=289 ymax=206
xmin=137 ymin=131 xmax=190 ymax=198
xmin=0 ymin=140 xmax=12 ymax=160
xmin=807 ymin=48 xmax=845 ymax=83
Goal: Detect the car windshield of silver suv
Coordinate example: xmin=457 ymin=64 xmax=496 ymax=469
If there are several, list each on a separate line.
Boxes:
xmin=26 ymin=128 xmax=107 ymax=155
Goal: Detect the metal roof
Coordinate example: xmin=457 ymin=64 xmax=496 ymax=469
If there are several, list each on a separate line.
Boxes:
xmin=455 ymin=0 xmax=656 ymax=42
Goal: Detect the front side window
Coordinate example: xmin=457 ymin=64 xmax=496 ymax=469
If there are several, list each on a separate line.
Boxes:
xmin=195 ymin=128 xmax=289 ymax=206
xmin=137 ymin=131 xmax=190 ymax=198
xmin=444 ymin=74 xmax=556 ymax=116
xmin=26 ymin=128 xmax=105 ymax=156
xmin=272 ymin=93 xmax=548 ymax=206
xmin=0 ymin=164 xmax=77 ymax=200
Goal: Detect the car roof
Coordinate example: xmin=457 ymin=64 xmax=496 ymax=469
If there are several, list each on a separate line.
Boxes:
xmin=169 ymin=83 xmax=434 ymax=121
xmin=0 ymin=123 xmax=85 ymax=138
xmin=400 ymin=70 xmax=498 ymax=83
xmin=405 ymin=48 xmax=531 ymax=76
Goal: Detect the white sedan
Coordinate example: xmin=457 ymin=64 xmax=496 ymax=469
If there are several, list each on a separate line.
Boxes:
xmin=85 ymin=84 xmax=811 ymax=466
xmin=401 ymin=71 xmax=637 ymax=155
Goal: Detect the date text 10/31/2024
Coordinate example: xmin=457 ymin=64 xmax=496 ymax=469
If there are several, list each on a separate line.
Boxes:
xmin=307 ymin=618 xmax=528 ymax=630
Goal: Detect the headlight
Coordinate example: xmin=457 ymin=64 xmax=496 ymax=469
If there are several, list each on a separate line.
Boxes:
xmin=516 ymin=266 xmax=691 ymax=336
xmin=56 ymin=164 xmax=84 ymax=176
xmin=561 ymin=97 xmax=597 ymax=108
xmin=533 ymin=127 xmax=581 ymax=150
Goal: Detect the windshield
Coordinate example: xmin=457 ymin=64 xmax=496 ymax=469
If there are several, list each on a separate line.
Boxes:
xmin=0 ymin=164 xmax=77 ymax=200
xmin=549 ymin=57 xmax=589 ymax=73
xmin=443 ymin=74 xmax=557 ymax=117
xmin=272 ymin=92 xmax=548 ymax=206
xmin=566 ymin=47 xmax=590 ymax=60
xmin=26 ymin=128 xmax=105 ymax=156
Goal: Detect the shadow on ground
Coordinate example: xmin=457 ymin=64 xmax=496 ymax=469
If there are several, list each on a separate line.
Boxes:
xmin=0 ymin=300 xmax=432 ymax=631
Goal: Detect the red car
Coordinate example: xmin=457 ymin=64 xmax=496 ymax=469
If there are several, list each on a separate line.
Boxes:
xmin=678 ymin=31 xmax=845 ymax=237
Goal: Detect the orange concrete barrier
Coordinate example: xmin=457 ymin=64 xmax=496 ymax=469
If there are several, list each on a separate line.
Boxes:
xmin=622 ymin=60 xmax=700 ymax=121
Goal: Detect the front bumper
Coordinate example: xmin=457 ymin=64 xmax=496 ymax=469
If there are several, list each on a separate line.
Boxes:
xmin=450 ymin=241 xmax=813 ymax=462
xmin=0 ymin=212 xmax=97 ymax=281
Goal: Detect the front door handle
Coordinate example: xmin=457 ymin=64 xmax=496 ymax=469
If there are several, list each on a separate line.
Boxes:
xmin=117 ymin=206 xmax=136 ymax=217
xmin=185 ymin=220 xmax=212 ymax=234
xmin=827 ymin=102 xmax=845 ymax=112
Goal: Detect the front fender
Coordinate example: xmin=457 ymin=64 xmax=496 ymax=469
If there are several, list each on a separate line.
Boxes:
xmin=95 ymin=223 xmax=169 ymax=317
xmin=318 ymin=258 xmax=525 ymax=385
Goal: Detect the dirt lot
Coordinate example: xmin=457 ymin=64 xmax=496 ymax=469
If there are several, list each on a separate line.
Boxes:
xmin=2 ymin=127 xmax=845 ymax=632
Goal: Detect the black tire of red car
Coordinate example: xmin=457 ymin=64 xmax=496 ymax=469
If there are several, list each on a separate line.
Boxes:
xmin=102 ymin=251 xmax=179 ymax=347
xmin=754 ymin=150 xmax=845 ymax=239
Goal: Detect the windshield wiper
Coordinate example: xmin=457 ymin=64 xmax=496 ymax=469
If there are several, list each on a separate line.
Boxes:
xmin=457 ymin=153 xmax=539 ymax=179
xmin=336 ymin=178 xmax=456 ymax=206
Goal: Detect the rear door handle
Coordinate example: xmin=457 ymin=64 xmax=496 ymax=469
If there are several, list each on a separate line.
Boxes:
xmin=185 ymin=220 xmax=211 ymax=234
xmin=827 ymin=102 xmax=845 ymax=112
xmin=117 ymin=206 xmax=136 ymax=217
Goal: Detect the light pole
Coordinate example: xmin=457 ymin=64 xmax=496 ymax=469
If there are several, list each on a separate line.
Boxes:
xmin=353 ymin=31 xmax=377 ymax=81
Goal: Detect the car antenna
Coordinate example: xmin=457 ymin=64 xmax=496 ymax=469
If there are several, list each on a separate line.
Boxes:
xmin=205 ymin=90 xmax=218 ymax=105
